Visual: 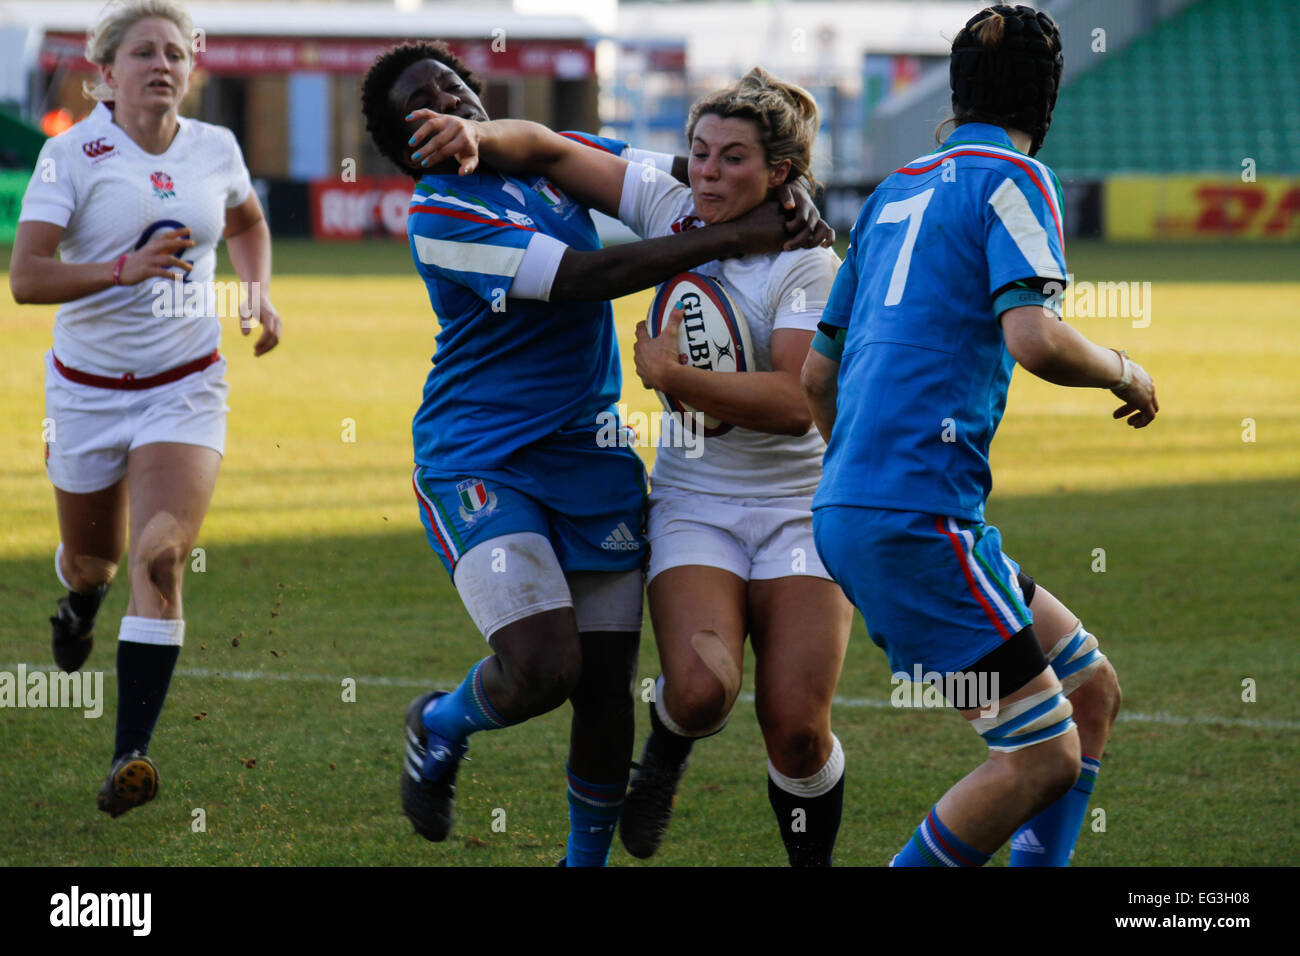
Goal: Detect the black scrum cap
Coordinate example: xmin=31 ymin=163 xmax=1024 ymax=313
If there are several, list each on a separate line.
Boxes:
xmin=949 ymin=4 xmax=1063 ymax=155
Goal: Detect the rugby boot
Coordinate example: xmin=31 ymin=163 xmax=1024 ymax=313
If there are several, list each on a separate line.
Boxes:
xmin=51 ymin=596 xmax=96 ymax=673
xmin=401 ymin=691 xmax=469 ymax=842
xmin=97 ymin=751 xmax=159 ymax=818
xmin=620 ymin=740 xmax=690 ymax=859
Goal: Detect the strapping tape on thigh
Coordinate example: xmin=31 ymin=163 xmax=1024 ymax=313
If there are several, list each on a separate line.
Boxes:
xmin=1046 ymin=622 xmax=1106 ymax=695
xmin=971 ymin=686 xmax=1075 ymax=753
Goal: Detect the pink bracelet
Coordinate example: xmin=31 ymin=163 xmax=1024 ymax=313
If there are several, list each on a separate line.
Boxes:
xmin=112 ymin=254 xmax=129 ymax=285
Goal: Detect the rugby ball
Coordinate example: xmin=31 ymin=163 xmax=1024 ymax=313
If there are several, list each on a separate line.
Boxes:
xmin=647 ymin=272 xmax=755 ymax=437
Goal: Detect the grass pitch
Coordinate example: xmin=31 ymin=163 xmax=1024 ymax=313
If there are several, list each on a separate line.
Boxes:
xmin=0 ymin=239 xmax=1296 ymax=866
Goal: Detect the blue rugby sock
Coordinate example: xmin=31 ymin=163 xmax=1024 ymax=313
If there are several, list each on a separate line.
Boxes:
xmin=423 ymin=658 xmax=510 ymax=743
xmin=891 ymin=807 xmax=991 ymax=867
xmin=565 ymin=766 xmax=625 ymax=867
xmin=1009 ymin=754 xmax=1101 ymax=866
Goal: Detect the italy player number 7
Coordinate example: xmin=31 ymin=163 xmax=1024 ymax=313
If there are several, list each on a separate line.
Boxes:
xmin=876 ymin=188 xmax=934 ymax=307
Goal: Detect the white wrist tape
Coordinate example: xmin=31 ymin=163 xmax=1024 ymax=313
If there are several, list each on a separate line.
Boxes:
xmin=1111 ymin=349 xmax=1134 ymax=391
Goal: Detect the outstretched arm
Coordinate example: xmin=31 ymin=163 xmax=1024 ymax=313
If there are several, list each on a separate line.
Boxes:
xmin=407 ymin=113 xmax=833 ymax=303
xmin=408 ymin=113 xmax=628 ymax=217
xmin=1001 ymin=305 xmax=1158 ymax=427
xmin=407 ymin=113 xmax=834 ymax=251
xmin=548 ymin=201 xmax=793 ymax=302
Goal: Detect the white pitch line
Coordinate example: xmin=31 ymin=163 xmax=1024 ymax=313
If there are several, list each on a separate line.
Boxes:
xmin=4 ymin=663 xmax=1297 ymax=731
xmin=181 ymin=666 xmax=430 ymax=688
xmin=747 ymin=693 xmax=1300 ymax=732
xmin=0 ymin=662 xmax=429 ymax=689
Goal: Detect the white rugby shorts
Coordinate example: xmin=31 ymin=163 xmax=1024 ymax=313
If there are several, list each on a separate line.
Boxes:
xmin=646 ymin=484 xmax=830 ymax=583
xmin=43 ymin=351 xmax=230 ymax=493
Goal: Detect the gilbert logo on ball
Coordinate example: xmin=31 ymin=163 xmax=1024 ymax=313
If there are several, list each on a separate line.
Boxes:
xmin=648 ymin=272 xmax=754 ymax=437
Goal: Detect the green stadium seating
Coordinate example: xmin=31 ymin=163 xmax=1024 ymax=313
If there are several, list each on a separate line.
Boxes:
xmin=1037 ymin=0 xmax=1300 ymax=177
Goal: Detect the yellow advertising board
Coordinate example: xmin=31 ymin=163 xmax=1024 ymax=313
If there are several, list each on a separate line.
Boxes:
xmin=1105 ymin=176 xmax=1300 ymax=240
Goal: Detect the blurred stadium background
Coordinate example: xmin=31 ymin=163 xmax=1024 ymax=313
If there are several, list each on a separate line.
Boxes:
xmin=5 ymin=0 xmax=1299 ymax=242
xmin=1 ymin=0 xmax=1297 ymax=866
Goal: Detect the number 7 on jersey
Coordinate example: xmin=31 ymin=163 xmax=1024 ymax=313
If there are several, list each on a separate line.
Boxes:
xmin=876 ymin=188 xmax=934 ymax=307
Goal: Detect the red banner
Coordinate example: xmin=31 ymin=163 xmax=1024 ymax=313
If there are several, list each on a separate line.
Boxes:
xmin=310 ymin=177 xmax=413 ymax=241
xmin=41 ymin=34 xmax=594 ymax=78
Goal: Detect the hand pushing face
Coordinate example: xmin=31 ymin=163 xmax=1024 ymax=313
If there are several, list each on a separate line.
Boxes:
xmin=390 ymin=58 xmax=488 ymax=170
xmin=689 ymin=114 xmax=790 ymax=225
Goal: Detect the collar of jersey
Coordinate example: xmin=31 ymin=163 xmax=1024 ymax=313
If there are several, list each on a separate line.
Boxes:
xmin=939 ymin=122 xmax=1023 ymax=154
xmin=91 ymin=101 xmax=187 ymax=156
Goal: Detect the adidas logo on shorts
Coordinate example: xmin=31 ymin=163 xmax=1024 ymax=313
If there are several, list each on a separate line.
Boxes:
xmin=601 ymin=522 xmax=641 ymax=552
xmin=1011 ymin=828 xmax=1046 ymax=854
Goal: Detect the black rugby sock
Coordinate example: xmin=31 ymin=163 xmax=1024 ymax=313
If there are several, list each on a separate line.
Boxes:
xmin=67 ymin=585 xmax=108 ymax=622
xmin=768 ymin=769 xmax=845 ymax=868
xmin=114 ymin=641 xmax=181 ymax=760
xmin=645 ymin=698 xmax=696 ymax=766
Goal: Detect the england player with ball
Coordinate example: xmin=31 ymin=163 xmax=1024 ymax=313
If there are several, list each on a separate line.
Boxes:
xmin=411 ymin=67 xmax=853 ymax=866
xmin=9 ymin=0 xmax=281 ymax=817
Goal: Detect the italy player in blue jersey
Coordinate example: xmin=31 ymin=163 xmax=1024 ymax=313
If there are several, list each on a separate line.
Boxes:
xmin=803 ymin=5 xmax=1158 ymax=866
xmin=360 ymin=41 xmax=830 ymax=865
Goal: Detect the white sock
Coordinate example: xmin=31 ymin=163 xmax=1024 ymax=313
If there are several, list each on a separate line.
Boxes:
xmin=768 ymin=734 xmax=845 ymax=798
xmin=118 ymin=616 xmax=185 ymax=647
xmin=654 ymin=674 xmax=731 ymax=738
xmin=54 ymin=543 xmax=74 ymax=590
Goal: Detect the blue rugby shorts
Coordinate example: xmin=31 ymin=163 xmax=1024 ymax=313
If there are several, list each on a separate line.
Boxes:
xmin=413 ymin=426 xmax=648 ymax=578
xmin=813 ymin=505 xmax=1033 ymax=676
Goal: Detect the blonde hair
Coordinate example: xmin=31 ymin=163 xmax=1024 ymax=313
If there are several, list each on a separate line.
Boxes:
xmin=971 ymin=9 xmax=1007 ymax=45
xmin=83 ymin=0 xmax=194 ymax=101
xmin=687 ymin=67 xmax=820 ymax=189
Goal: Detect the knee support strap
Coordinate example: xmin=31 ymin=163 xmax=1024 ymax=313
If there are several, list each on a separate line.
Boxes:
xmin=970 ymin=685 xmax=1074 ymax=753
xmin=1046 ymin=621 xmax=1106 ymax=695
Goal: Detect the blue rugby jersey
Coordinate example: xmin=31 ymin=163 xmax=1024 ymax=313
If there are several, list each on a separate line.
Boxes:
xmin=814 ymin=124 xmax=1067 ymax=522
xmin=407 ymin=135 xmax=631 ymax=470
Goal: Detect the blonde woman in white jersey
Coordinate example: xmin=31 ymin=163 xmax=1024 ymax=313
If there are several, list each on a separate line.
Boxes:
xmin=408 ymin=67 xmax=854 ymax=865
xmin=8 ymin=0 xmax=281 ymax=817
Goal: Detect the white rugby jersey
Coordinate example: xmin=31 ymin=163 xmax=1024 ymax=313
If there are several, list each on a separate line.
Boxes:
xmin=619 ymin=162 xmax=839 ymax=497
xmin=20 ymin=103 xmax=253 ymax=377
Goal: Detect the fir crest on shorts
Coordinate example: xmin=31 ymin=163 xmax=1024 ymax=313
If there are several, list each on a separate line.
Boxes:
xmin=456 ymin=478 xmax=499 ymax=524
